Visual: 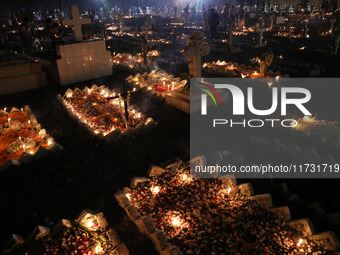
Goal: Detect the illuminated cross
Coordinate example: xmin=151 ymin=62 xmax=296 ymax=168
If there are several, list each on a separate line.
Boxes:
xmin=62 ymin=5 xmax=91 ymax=41
xmin=118 ymin=12 xmax=124 ymax=29
xmin=141 ymin=21 xmax=152 ymax=40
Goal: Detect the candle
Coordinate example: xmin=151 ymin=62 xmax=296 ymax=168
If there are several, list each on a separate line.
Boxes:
xmin=171 ymin=216 xmax=181 ymax=227
xmin=151 ymin=186 xmax=160 ymax=194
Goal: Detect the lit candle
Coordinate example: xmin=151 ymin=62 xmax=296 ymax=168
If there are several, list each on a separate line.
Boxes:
xmin=171 ymin=216 xmax=181 ymax=227
xmin=151 ymin=186 xmax=160 ymax=194
xmin=95 ymin=243 xmax=103 ymax=254
xmin=227 ymin=187 xmax=232 ymax=196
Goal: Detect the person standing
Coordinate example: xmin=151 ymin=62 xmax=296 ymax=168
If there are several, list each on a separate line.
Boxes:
xmin=208 ymin=8 xmax=221 ymax=39
xmin=19 ymin=17 xmax=34 ymax=53
xmin=223 ymin=3 xmax=231 ymax=28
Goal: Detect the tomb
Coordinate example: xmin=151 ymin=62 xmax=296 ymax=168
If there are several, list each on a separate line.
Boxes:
xmin=57 ymin=85 xmax=153 ymax=142
xmin=44 ymin=6 xmax=112 ymax=85
xmin=0 ymin=52 xmax=47 ymax=96
xmin=0 ymin=106 xmax=62 ymax=172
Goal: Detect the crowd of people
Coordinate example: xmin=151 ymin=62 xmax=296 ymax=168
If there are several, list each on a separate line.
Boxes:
xmin=0 ymin=0 xmax=338 ymax=54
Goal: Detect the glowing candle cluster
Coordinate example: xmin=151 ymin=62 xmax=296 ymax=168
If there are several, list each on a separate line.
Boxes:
xmin=61 ymin=85 xmax=149 ymax=138
xmin=128 ymin=164 xmax=327 ymax=254
xmin=0 ymin=106 xmax=56 ymax=167
xmin=203 ymin=60 xmax=261 ymax=78
xmin=112 ymin=53 xmax=143 ymax=69
xmin=126 ymin=71 xmax=187 ymax=96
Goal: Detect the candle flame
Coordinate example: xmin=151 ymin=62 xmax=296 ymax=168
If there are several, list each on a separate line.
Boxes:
xmin=171 ymin=216 xmax=181 ymax=227
xmin=151 ymin=186 xmax=160 ymax=194
xmin=95 ymin=243 xmax=103 ymax=253
xmin=87 ymin=219 xmax=94 ymax=229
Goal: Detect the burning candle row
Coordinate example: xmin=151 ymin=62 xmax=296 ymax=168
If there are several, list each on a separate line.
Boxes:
xmin=112 ymin=53 xmax=144 ymax=69
xmin=0 ymin=106 xmax=56 ymax=167
xmin=204 ymin=59 xmax=283 ymax=79
xmin=203 ymin=60 xmax=263 ymax=78
xmin=126 ymin=71 xmax=187 ymax=97
xmin=127 ymin=165 xmax=326 ymax=254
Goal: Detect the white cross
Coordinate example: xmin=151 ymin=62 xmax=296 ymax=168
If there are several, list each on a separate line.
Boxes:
xmin=256 ymin=28 xmax=267 ymax=47
xmin=118 ymin=12 xmax=124 ymax=29
xmin=141 ymin=21 xmax=152 ymax=40
xmin=62 ymin=6 xmax=91 ymax=41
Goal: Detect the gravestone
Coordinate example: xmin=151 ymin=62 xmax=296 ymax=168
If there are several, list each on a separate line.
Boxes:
xmin=62 ymin=6 xmax=91 ymax=41
xmin=51 ymin=6 xmax=112 ymax=85
xmin=118 ymin=12 xmax=124 ymax=30
xmin=0 ymin=58 xmax=47 ymax=95
xmin=183 ymin=31 xmax=211 ymax=78
xmin=142 ymin=21 xmax=152 ymax=40
xmin=256 ymin=28 xmax=267 ymax=47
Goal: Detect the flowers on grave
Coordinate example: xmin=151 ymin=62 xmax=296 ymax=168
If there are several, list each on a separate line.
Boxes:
xmin=0 ymin=107 xmax=56 ymax=166
xmin=129 ymin=164 xmax=326 ymax=254
xmin=61 ymin=85 xmax=145 ymax=137
xmin=126 ymin=71 xmax=187 ymax=95
xmin=17 ymin=213 xmax=118 ymax=255
xmin=6 ymin=137 xmax=36 ymax=154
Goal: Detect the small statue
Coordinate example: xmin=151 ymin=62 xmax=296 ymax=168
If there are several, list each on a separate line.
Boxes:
xmin=259 ymin=51 xmax=274 ymax=76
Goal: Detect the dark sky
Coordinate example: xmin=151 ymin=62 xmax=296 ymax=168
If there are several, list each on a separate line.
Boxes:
xmin=3 ymin=0 xmax=108 ymax=11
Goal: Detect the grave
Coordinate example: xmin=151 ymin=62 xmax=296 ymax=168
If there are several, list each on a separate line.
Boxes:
xmin=43 ymin=5 xmax=112 ymax=85
xmin=0 ymin=106 xmax=62 ymax=172
xmin=115 ymin=159 xmax=339 ymax=254
xmin=0 ymin=52 xmax=47 ymax=96
xmin=57 ymin=85 xmax=154 ymax=142
xmin=3 ymin=210 xmax=129 ymax=254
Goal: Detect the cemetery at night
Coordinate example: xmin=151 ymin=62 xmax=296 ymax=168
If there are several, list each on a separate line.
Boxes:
xmin=1 ymin=0 xmax=340 ymax=254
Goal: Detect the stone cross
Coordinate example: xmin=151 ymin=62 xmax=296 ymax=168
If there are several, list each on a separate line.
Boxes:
xmin=62 ymin=5 xmax=91 ymax=41
xmin=111 ymin=10 xmax=117 ymax=21
xmin=183 ymin=31 xmax=211 ymax=78
xmin=227 ymin=22 xmax=235 ymax=48
xmin=118 ymin=12 xmax=124 ymax=29
xmin=141 ymin=21 xmax=152 ymax=40
xmin=256 ymin=28 xmax=267 ymax=47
